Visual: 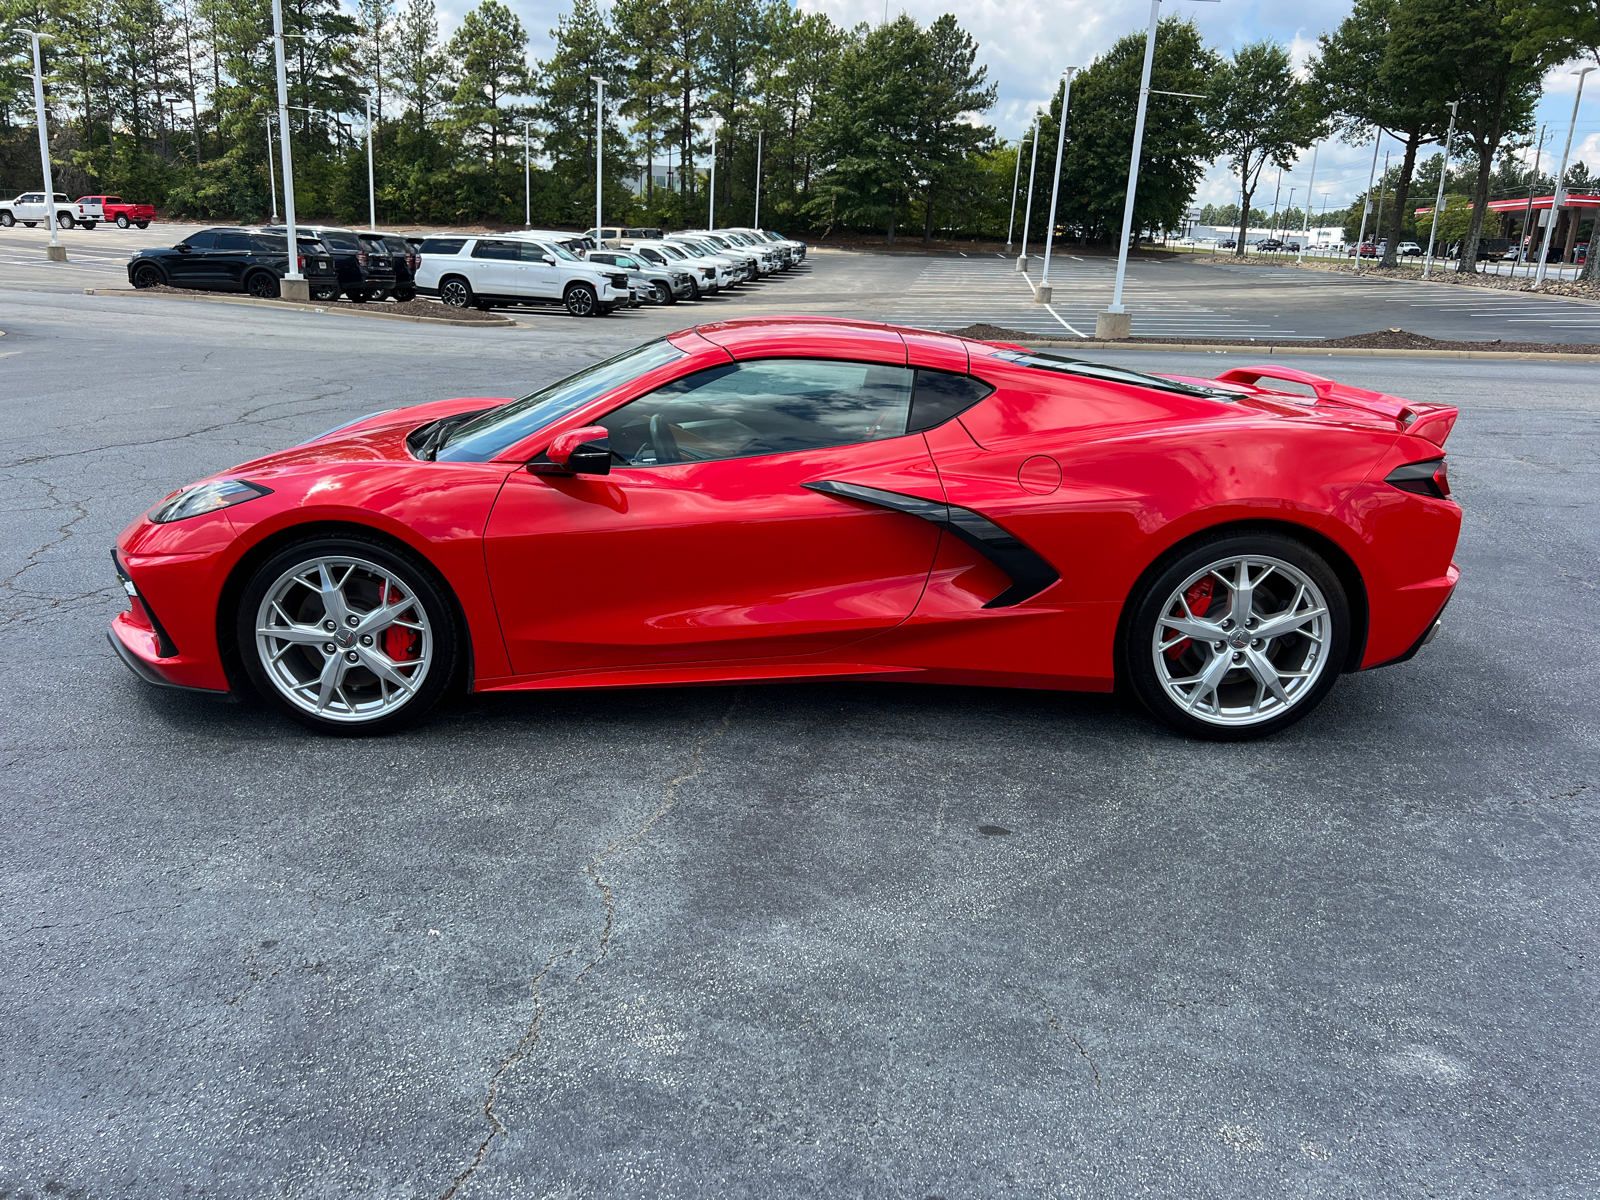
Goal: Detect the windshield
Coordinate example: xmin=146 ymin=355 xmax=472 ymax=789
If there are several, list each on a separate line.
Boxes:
xmin=436 ymin=339 xmax=688 ymax=462
xmin=655 ymin=245 xmax=687 ymax=261
xmin=546 ymin=242 xmax=579 ymax=261
xmin=990 ymin=350 xmax=1239 ymax=400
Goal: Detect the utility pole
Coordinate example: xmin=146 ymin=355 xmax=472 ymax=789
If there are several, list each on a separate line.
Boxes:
xmin=271 ymin=0 xmax=307 ymax=299
xmin=754 ymin=128 xmax=763 ymax=227
xmin=522 ymin=118 xmax=533 ymax=227
xmin=1296 ymin=145 xmax=1317 ymax=262
xmin=23 ymin=30 xmax=65 ymax=262
xmin=1037 ymin=68 xmax=1078 ymax=303
xmin=265 ymin=116 xmax=279 ymax=221
xmin=365 ymin=93 xmax=376 ymax=230
xmin=1535 ymin=67 xmax=1594 ymax=289
xmin=591 ymin=77 xmax=606 ymax=238
xmin=1517 ymin=125 xmax=1546 ymax=278
xmin=1353 ymin=134 xmax=1382 ymax=272
xmin=1005 ymin=129 xmax=1024 ymax=252
xmin=1016 ymin=113 xmax=1041 ymax=272
xmin=1422 ymin=100 xmax=1458 ymax=278
xmin=708 ymin=115 xmax=720 ymax=229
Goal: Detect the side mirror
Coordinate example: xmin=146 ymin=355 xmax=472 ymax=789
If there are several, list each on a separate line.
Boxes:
xmin=177 ymin=244 xmax=192 ymax=253
xmin=532 ymin=425 xmax=611 ymax=476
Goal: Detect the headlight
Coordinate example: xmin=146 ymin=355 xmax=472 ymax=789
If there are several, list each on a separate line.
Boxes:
xmin=149 ymin=479 xmax=273 ymax=524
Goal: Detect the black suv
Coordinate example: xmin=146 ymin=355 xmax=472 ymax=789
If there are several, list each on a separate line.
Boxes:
xmin=127 ymin=228 xmax=339 ymax=297
xmin=365 ymin=233 xmax=419 ymax=301
xmin=264 ymin=225 xmax=397 ymax=302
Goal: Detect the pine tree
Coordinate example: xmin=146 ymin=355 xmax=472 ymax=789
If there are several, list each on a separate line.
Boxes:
xmin=445 ymin=0 xmax=530 ymax=164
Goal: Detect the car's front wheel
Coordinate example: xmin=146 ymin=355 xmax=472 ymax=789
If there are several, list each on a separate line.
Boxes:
xmin=237 ymin=536 xmax=459 ymax=735
xmin=1124 ymin=532 xmax=1349 ymax=741
xmin=564 ymin=283 xmax=598 ymax=317
xmin=131 ymin=262 xmax=164 ymax=289
xmin=0 ymin=212 xmax=13 ymax=227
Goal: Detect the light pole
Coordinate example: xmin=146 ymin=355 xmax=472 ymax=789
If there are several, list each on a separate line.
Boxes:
xmin=522 ymin=118 xmax=533 ymax=227
xmin=1015 ymin=112 xmax=1041 ymax=272
xmin=1037 ymin=68 xmax=1078 ymax=303
xmin=1296 ymin=145 xmax=1317 ymax=262
xmin=1535 ymin=66 xmax=1595 ymax=289
xmin=1353 ymin=134 xmax=1382 ymax=272
xmin=1005 ymin=128 xmax=1024 ymax=252
xmin=590 ymin=77 xmax=606 ymax=238
xmin=1517 ymin=125 xmax=1546 ymax=278
xmin=265 ymin=115 xmax=279 ymax=221
xmin=708 ymin=114 xmax=721 ymax=228
xmin=754 ymin=127 xmax=763 ymax=228
xmin=270 ymin=0 xmax=306 ymax=299
xmin=364 ymin=93 xmax=376 ymax=230
xmin=1099 ymin=0 xmax=1220 ymax=339
xmin=1422 ymin=99 xmax=1458 ymax=278
xmin=22 ymin=30 xmax=65 ymax=262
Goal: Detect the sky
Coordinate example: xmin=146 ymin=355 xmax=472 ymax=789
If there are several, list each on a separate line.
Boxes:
xmin=441 ymin=0 xmax=1600 ymax=213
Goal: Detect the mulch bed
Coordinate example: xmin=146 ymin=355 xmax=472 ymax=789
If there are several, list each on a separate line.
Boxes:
xmin=945 ymin=323 xmax=1600 ymax=355
xmin=141 ymin=284 xmax=508 ymax=323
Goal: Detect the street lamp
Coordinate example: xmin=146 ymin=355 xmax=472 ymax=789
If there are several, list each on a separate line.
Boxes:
xmin=1517 ymin=125 xmax=1546 ymax=278
xmin=270 ymin=0 xmax=307 ymax=300
xmin=1535 ymin=66 xmax=1595 ymax=289
xmin=1422 ymin=99 xmax=1458 ymax=279
xmin=590 ymin=77 xmax=606 ymax=238
xmin=364 ymin=92 xmax=376 ymax=231
xmin=754 ymin=127 xmax=763 ymax=228
xmin=1098 ymin=0 xmax=1220 ymax=340
xmin=1037 ymin=67 xmax=1078 ymax=303
xmin=1015 ymin=112 xmax=1041 ymax=272
xmin=264 ymin=115 xmax=279 ymax=222
xmin=21 ymin=30 xmax=64 ymax=262
xmin=1005 ymin=128 xmax=1024 ymax=252
xmin=708 ymin=114 xmax=722 ymax=229
xmin=1295 ymin=145 xmax=1317 ymax=262
xmin=522 ymin=118 xmax=533 ymax=227
xmin=1353 ymin=133 xmax=1382 ymax=273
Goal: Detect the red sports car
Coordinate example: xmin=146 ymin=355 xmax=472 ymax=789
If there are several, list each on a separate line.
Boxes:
xmin=110 ymin=318 xmax=1460 ymax=740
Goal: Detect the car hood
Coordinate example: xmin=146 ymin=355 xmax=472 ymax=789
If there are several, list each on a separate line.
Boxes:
xmin=230 ymin=396 xmax=512 ymax=475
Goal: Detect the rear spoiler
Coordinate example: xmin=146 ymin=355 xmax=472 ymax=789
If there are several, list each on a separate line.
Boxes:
xmin=1214 ymin=364 xmax=1458 ymax=447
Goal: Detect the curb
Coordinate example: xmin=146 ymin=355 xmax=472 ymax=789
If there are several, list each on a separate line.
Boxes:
xmin=1014 ymin=339 xmax=1600 ymax=362
xmin=81 ymin=288 xmax=520 ymax=328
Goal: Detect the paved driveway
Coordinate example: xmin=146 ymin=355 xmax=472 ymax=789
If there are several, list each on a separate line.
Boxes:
xmin=0 ymin=290 xmax=1596 ymax=1199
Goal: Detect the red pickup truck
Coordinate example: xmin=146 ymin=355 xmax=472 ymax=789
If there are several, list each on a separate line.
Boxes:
xmin=72 ymin=195 xmax=154 ymax=230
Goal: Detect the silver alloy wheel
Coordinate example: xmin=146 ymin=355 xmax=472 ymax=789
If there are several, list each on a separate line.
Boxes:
xmin=1150 ymin=554 xmax=1330 ymax=728
xmin=565 ymin=284 xmax=596 ymax=316
xmin=440 ymin=278 xmax=470 ymax=307
xmin=255 ymin=555 xmax=433 ymax=724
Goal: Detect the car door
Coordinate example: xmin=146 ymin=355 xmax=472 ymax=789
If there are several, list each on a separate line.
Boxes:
xmin=518 ymin=241 xmax=562 ymax=298
xmin=17 ymin=193 xmax=44 ymax=221
xmin=208 ymin=231 xmax=256 ymax=289
xmin=482 ymin=357 xmax=945 ymax=676
xmin=167 ymin=230 xmax=219 ymax=285
xmin=469 ymin=238 xmax=524 ymax=298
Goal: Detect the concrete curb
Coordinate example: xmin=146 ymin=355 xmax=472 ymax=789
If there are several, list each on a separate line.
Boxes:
xmin=1014 ymin=339 xmax=1600 ymax=362
xmin=81 ymin=288 xmax=519 ymax=328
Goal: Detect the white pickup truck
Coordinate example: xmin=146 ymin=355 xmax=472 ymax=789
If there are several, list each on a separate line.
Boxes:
xmin=0 ymin=192 xmax=75 ymax=229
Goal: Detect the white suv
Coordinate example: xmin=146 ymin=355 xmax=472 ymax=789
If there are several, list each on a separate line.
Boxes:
xmin=415 ymin=234 xmax=629 ymax=316
xmin=623 ymin=240 xmax=730 ymax=296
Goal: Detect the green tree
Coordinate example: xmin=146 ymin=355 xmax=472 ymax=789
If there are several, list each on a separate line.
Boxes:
xmin=533 ymin=0 xmax=629 ymax=224
xmin=446 ymin=0 xmax=530 ymax=164
xmin=909 ymin=13 xmax=995 ymax=245
xmin=392 ymin=0 xmax=445 ymax=135
xmin=1206 ymin=40 xmax=1321 ymax=255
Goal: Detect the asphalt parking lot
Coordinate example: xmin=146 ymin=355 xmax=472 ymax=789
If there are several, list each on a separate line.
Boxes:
xmin=1 ymin=278 xmax=1598 ymax=1198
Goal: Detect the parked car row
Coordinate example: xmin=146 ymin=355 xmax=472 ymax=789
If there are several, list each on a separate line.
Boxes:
xmin=0 ymin=192 xmax=153 ymax=229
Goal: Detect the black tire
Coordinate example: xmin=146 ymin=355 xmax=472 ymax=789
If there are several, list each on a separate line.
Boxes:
xmin=312 ymin=286 xmax=338 ymax=301
xmin=57 ymin=213 xmax=74 ymax=229
xmin=564 ymin=283 xmax=598 ymax=317
xmin=80 ymin=221 xmax=96 ymax=230
xmin=369 ymin=288 xmax=390 ymax=302
xmin=439 ymin=276 xmax=472 ymax=308
xmin=235 ymin=534 xmax=461 ymax=736
xmin=136 ymin=221 xmax=149 ymax=229
xmin=116 ymin=214 xmax=130 ymax=229
xmin=0 ymin=212 xmax=13 ymax=227
xmin=23 ymin=222 xmax=36 ymax=227
xmin=654 ymin=281 xmax=673 ymax=304
xmin=393 ymin=288 xmax=415 ymax=302
xmin=687 ymin=278 xmax=702 ymax=301
xmin=345 ymin=289 xmax=370 ymax=303
xmin=245 ymin=270 xmax=280 ymax=298
xmin=1122 ymin=530 xmax=1350 ymax=742
xmin=131 ymin=262 xmax=165 ymax=289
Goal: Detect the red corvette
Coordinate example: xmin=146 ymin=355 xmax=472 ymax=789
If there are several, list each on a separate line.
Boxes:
xmin=110 ymin=318 xmax=1460 ymax=740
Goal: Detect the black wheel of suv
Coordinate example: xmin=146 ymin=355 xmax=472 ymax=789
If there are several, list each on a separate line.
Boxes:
xmin=440 ymin=276 xmax=472 ymax=308
xmin=564 ymin=283 xmax=598 ymax=317
xmin=393 ymin=288 xmax=415 ymax=302
xmin=131 ymin=262 xmax=164 ymax=289
xmin=312 ymin=286 xmax=338 ymax=301
xmin=1122 ymin=531 xmax=1350 ymax=742
xmin=245 ymin=270 xmax=280 ymax=298
xmin=345 ymin=289 xmax=370 ymax=303
xmin=370 ymin=288 xmax=390 ymax=302
xmin=116 ymin=214 xmax=130 ymax=229
xmin=236 ymin=534 xmax=461 ymax=736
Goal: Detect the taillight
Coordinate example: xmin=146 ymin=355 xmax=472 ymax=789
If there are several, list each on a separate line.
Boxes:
xmin=357 ymin=251 xmax=367 ymax=267
xmin=1385 ymin=458 xmax=1451 ymax=499
xmin=297 ymin=254 xmax=305 ymax=271
xmin=409 ymin=254 xmax=418 ymax=270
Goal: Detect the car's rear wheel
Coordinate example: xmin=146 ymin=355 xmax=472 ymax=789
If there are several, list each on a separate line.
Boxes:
xmin=245 ymin=270 xmax=280 ymax=298
xmin=393 ymin=287 xmax=415 ymax=302
xmin=440 ymin=276 xmax=472 ymax=308
xmin=312 ymin=286 xmax=338 ymax=301
xmin=116 ymin=214 xmax=130 ymax=229
xmin=237 ymin=536 xmax=459 ymax=735
xmin=1124 ymin=532 xmax=1349 ymax=741
xmin=564 ymin=283 xmax=597 ymax=316
xmin=57 ymin=213 xmax=74 ymax=229
xmin=346 ymin=289 xmax=370 ymax=303
xmin=131 ymin=262 xmax=164 ymax=289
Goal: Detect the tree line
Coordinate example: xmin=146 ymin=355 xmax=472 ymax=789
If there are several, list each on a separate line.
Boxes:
xmin=0 ymin=0 xmax=1596 ymax=271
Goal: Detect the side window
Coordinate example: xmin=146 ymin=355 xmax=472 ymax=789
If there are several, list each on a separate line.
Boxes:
xmin=418 ymin=236 xmax=466 ymax=255
xmin=638 ymin=249 xmax=666 ymax=265
xmin=589 ymin=252 xmax=616 ymax=265
xmin=907 ymin=370 xmax=995 ymax=433
xmin=319 ymin=230 xmax=361 ymax=251
xmin=519 ymin=242 xmax=551 ymax=262
xmin=472 ymin=239 xmax=520 ymax=260
xmin=182 ymin=231 xmax=219 ymax=251
xmin=216 ymin=231 xmax=254 ymax=250
xmin=599 ymin=358 xmax=916 ymax=467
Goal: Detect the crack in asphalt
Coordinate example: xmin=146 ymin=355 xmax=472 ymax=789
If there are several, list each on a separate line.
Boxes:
xmin=1038 ymin=993 xmax=1102 ymax=1090
xmin=438 ymin=695 xmax=740 ymax=1200
xmin=0 ymin=479 xmax=105 ymax=631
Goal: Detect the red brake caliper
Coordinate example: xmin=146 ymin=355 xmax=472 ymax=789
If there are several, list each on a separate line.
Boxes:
xmin=1165 ymin=577 xmax=1215 ymax=660
xmin=380 ymin=584 xmax=419 ymax=661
